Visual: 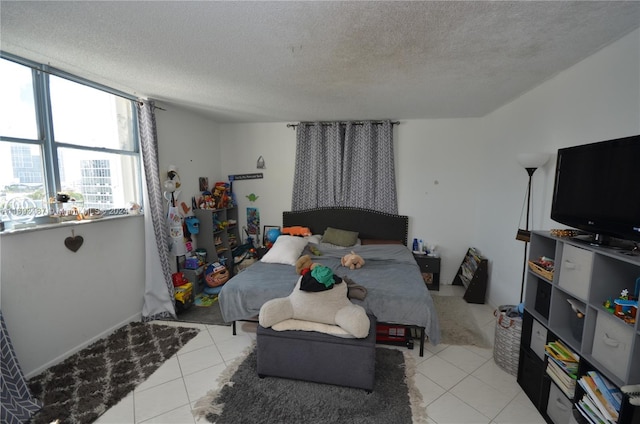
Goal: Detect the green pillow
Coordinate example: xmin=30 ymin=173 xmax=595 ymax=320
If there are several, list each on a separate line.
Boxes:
xmin=321 ymin=227 xmax=359 ymax=247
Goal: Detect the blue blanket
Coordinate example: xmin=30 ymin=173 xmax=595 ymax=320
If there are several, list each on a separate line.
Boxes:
xmin=219 ymin=243 xmax=441 ymax=344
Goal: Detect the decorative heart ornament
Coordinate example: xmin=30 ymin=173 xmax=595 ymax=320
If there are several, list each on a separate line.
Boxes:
xmin=65 ymin=235 xmax=84 ymax=252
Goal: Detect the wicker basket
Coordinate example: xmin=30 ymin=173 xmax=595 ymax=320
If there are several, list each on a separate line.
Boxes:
xmin=528 ymin=261 xmax=554 ymax=280
xmin=493 ymin=305 xmax=522 ymax=376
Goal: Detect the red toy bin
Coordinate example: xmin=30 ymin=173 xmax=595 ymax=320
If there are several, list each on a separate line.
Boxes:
xmin=376 ymin=324 xmax=407 ymax=342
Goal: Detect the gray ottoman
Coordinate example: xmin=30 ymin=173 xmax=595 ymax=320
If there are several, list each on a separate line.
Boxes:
xmin=256 ymin=316 xmax=376 ymax=391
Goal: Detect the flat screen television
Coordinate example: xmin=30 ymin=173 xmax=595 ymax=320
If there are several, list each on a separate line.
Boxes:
xmin=550 ymin=134 xmax=640 ymax=246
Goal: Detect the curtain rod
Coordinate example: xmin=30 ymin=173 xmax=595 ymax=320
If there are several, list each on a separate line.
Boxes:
xmin=287 ymin=120 xmax=400 ymax=129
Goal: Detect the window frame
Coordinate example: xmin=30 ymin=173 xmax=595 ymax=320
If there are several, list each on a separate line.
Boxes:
xmin=1 ymin=52 xmax=142 ymax=226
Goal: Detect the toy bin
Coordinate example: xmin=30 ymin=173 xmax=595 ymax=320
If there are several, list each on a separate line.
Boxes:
xmin=493 ymin=305 xmax=522 ymax=376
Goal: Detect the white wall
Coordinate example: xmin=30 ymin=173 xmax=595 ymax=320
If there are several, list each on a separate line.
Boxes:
xmin=216 ymin=29 xmax=639 ymax=309
xmin=0 ymin=102 xmax=223 ymax=377
xmin=217 ymin=119 xmax=485 ymax=287
xmin=0 ymin=216 xmax=145 ymax=377
xmin=2 ymin=28 xmax=636 ymax=378
xmin=477 ymin=28 xmax=640 ymax=308
xmin=155 ymin=102 xmax=222 ymax=221
xmin=218 ymin=123 xmax=297 ymax=242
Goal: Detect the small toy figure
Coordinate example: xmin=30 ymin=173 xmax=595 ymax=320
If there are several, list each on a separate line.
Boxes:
xmin=205 ymin=262 xmax=230 ymax=288
xmin=172 ymin=272 xmax=189 ymax=287
xmin=612 ymin=288 xmax=638 ymax=324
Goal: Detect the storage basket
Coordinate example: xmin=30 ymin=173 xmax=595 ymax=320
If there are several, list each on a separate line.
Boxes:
xmin=493 ymin=305 xmax=522 ymax=376
xmin=528 ymin=261 xmax=553 ymax=280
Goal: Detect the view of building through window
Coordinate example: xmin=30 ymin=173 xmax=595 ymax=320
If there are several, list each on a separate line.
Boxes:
xmin=0 ymin=56 xmax=141 ymax=224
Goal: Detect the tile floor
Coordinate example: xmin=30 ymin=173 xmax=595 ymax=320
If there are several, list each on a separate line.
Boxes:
xmin=95 ymin=286 xmax=546 ymax=423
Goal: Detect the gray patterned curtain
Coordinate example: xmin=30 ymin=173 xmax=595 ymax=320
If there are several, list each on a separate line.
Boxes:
xmin=342 ymin=121 xmax=397 ymax=214
xmin=137 ymin=101 xmax=176 ymax=321
xmin=1 ymin=311 xmax=42 ymax=424
xmin=292 ymin=120 xmax=397 ymax=214
xmin=291 ymin=122 xmax=343 ymax=210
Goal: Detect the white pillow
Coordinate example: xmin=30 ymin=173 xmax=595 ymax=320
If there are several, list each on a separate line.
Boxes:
xmin=260 ymin=235 xmax=308 ymax=265
xmin=304 ymin=234 xmax=322 ymax=244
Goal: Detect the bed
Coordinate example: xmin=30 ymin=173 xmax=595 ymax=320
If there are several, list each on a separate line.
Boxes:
xmin=218 ymin=207 xmax=441 ymax=355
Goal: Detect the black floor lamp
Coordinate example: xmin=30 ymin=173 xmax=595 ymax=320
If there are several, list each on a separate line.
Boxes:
xmin=516 ymin=153 xmax=550 ymax=303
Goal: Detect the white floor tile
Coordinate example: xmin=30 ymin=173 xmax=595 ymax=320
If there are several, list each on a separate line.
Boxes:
xmin=177 ymin=345 xmax=225 ymax=376
xmin=449 ymin=374 xmax=517 ymax=419
xmin=97 ymin=295 xmax=545 ymax=424
xmin=176 ymin=329 xmax=215 ymax=355
xmin=427 ymin=392 xmax=491 ymax=424
xmin=139 ymin=404 xmax=196 ymax=424
xmin=205 ymin=324 xmax=236 ymax=343
xmin=183 ymin=361 xmax=228 ymax=405
xmin=414 ymin=372 xmax=447 ymax=406
xmin=462 ymin=344 xmax=494 ymax=360
xmin=471 ymin=358 xmax=522 ymax=396
xmin=215 ymin=334 xmax=254 ymax=363
xmin=134 ymin=378 xmax=190 ymax=423
xmin=94 ymin=392 xmax=134 ymax=424
xmin=492 ymin=391 xmax=547 ymax=424
xmin=416 ymin=355 xmax=468 ymax=391
xmin=136 ymin=356 xmax=183 ymax=392
xmin=438 ymin=345 xmax=490 ymax=374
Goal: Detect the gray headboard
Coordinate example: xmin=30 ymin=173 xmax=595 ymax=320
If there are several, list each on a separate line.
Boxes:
xmin=282 ymin=207 xmax=408 ymax=245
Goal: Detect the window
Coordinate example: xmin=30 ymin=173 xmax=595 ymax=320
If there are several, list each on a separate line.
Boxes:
xmin=0 ymin=54 xmax=141 ymax=226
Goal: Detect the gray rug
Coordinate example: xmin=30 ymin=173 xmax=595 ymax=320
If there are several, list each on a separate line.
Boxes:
xmin=28 ymin=322 xmax=199 ymax=424
xmin=432 ymin=295 xmax=492 ymax=348
xmin=177 ymin=297 xmax=230 ymax=326
xmin=194 ymin=346 xmax=427 ymax=423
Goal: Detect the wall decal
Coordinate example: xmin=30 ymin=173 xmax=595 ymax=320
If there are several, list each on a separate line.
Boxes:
xmin=229 ymin=173 xmax=263 ymax=181
xmin=64 ymin=230 xmax=84 ymax=252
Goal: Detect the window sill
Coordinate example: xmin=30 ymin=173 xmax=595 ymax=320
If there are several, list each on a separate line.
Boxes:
xmin=0 ymin=213 xmax=144 ymax=236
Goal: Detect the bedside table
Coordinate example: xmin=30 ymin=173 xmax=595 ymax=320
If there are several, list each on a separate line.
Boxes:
xmin=413 ymin=254 xmax=440 ymax=291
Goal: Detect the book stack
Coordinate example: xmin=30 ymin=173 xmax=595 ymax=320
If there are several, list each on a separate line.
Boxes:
xmin=545 ymin=340 xmax=579 ymax=398
xmin=576 ymin=371 xmax=622 ymax=424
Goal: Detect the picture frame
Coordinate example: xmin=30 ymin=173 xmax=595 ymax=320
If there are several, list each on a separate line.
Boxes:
xmin=198 ymin=177 xmax=209 ymax=192
xmin=263 ymin=225 xmax=281 ymax=246
xmin=246 ymin=207 xmax=260 ymax=235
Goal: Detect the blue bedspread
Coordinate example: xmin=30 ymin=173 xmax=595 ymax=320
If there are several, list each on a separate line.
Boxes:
xmin=219 ymin=243 xmax=441 ymax=344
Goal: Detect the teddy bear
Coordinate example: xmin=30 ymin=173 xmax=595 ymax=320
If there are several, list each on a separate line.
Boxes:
xmin=341 ymin=251 xmax=365 ymax=270
xmin=295 ymin=254 xmax=319 ymax=275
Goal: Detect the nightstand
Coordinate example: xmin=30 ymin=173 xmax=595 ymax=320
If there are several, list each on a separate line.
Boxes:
xmin=413 ymin=254 xmax=440 ymax=291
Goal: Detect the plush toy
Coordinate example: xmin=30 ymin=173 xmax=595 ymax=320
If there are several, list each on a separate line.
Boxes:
xmin=341 ymin=251 xmax=365 ymax=270
xmin=282 ymin=226 xmax=312 ymax=237
xmin=205 ymin=262 xmax=229 ymax=287
xmin=295 ymin=254 xmax=320 ymax=275
xmin=259 ymin=276 xmax=370 ymax=338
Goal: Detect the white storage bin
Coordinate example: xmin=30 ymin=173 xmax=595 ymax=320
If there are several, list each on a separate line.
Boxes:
xmin=546 ymin=382 xmax=573 ymax=424
xmin=558 ymin=244 xmax=593 ymax=300
xmin=591 ymin=311 xmax=633 ymax=381
xmin=530 ymin=318 xmax=548 ymax=361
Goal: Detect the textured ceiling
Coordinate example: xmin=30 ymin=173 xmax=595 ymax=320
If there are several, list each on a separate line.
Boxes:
xmin=1 ymin=1 xmax=639 ymax=122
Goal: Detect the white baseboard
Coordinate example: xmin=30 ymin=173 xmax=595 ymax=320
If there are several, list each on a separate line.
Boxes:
xmin=24 ymin=312 xmax=142 ymax=379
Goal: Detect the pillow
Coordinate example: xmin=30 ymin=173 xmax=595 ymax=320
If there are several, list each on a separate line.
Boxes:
xmin=304 ymin=234 xmax=322 ymax=244
xmin=260 ymin=235 xmax=309 ymax=265
xmin=361 ymin=239 xmax=404 ymax=245
xmin=321 ymin=227 xmax=359 ymax=247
